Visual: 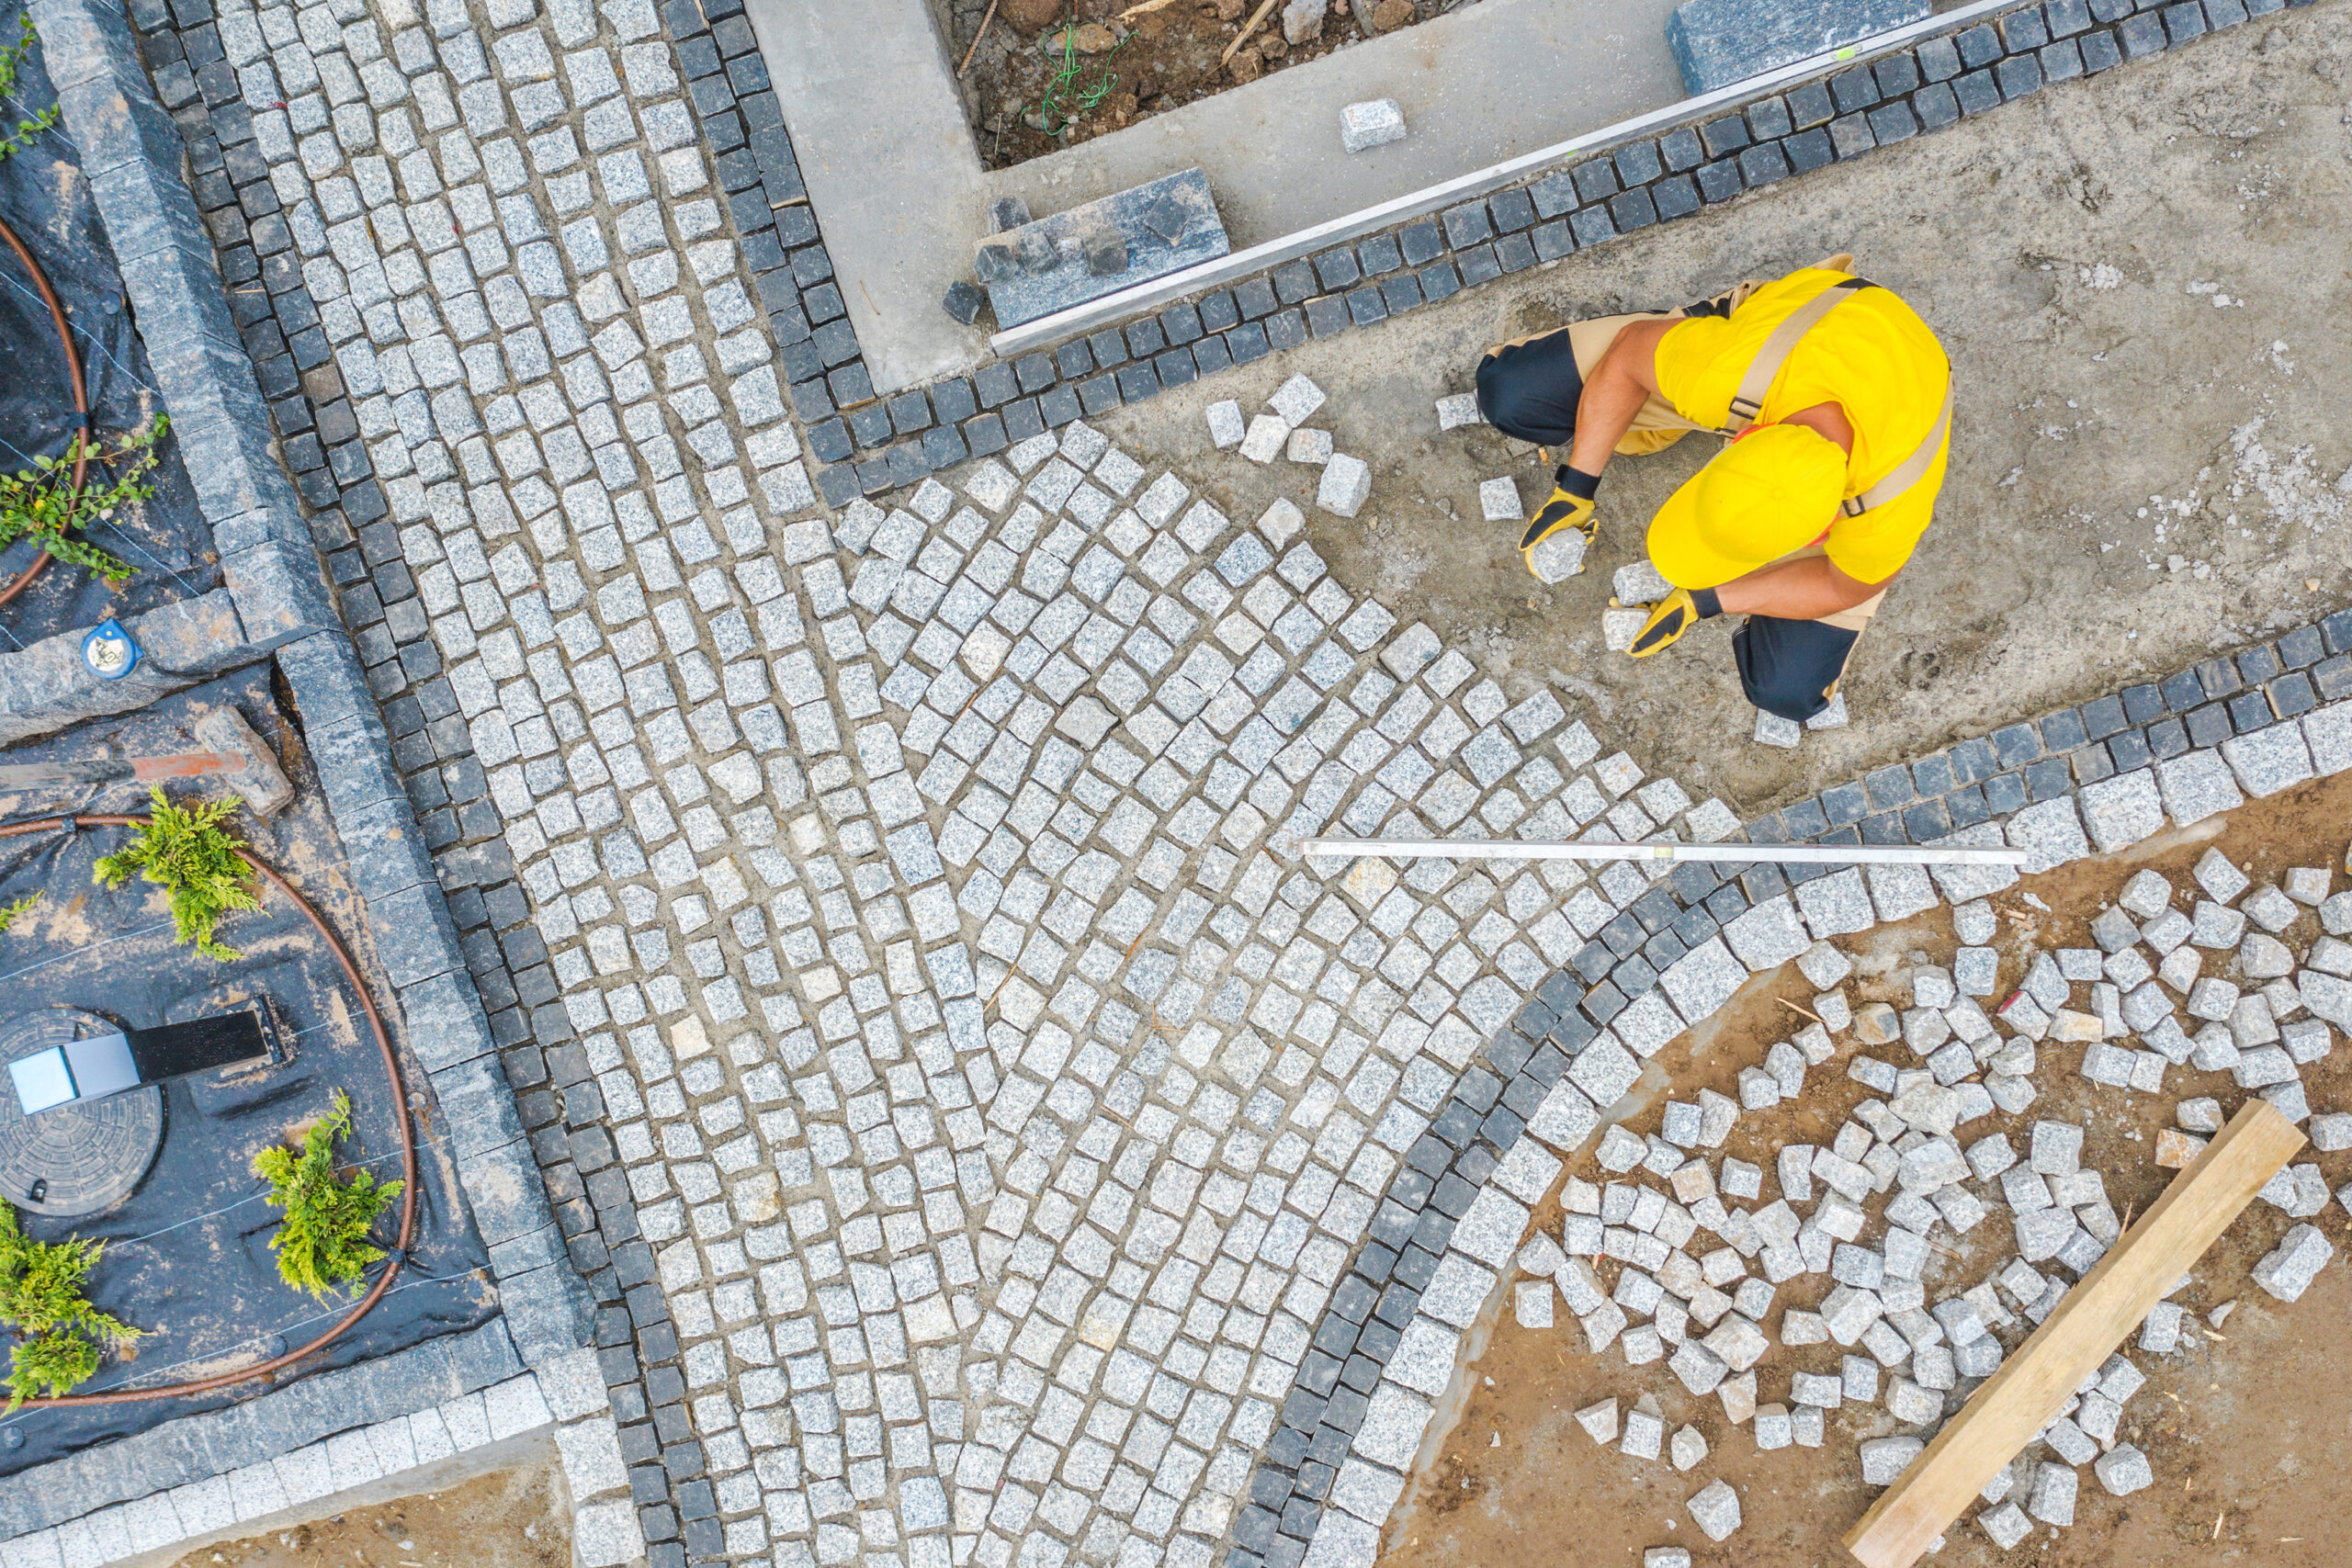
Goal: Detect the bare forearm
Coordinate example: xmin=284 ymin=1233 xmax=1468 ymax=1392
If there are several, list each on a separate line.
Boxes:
xmin=1566 ymin=319 xmax=1674 ymax=479
xmin=1566 ymin=362 xmax=1650 ymax=478
xmin=1713 ymin=558 xmax=1882 ymax=620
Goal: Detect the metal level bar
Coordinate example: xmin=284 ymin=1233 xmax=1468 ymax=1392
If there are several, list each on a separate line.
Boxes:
xmin=1301 ymin=837 xmax=2029 ymax=867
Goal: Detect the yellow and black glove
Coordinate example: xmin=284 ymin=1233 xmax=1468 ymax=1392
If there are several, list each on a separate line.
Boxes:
xmin=1518 ymin=466 xmax=1603 ymax=575
xmin=1627 ymin=587 xmax=1722 ymax=658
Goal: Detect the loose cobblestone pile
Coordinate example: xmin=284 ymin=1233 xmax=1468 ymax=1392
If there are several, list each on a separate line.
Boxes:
xmin=1516 ymin=848 xmax=2350 ymax=1557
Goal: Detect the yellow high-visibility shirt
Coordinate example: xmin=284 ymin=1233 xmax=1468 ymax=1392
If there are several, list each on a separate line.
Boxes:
xmin=1652 ymin=267 xmax=1950 ymax=584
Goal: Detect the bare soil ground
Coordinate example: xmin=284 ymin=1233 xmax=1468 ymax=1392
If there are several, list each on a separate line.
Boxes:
xmin=952 ymin=0 xmax=1453 ymax=168
xmin=1382 ymin=771 xmax=2352 ymax=1567
xmin=1100 ymin=7 xmax=2352 ymax=818
xmin=164 ymin=1464 xmax=571 ymax=1568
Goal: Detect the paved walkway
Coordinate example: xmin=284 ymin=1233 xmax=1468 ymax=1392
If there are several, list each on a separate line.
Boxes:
xmin=107 ymin=0 xmax=2350 ymax=1565
xmin=175 ymin=0 xmax=1725 ymax=1562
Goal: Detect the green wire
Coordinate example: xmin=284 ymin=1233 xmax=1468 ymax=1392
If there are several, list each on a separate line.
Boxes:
xmin=1037 ymin=3 xmax=1127 ymax=137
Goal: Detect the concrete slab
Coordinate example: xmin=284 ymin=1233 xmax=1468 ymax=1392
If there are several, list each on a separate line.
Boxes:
xmin=743 ymin=0 xmax=986 ymax=394
xmin=747 ymin=0 xmax=1682 ymax=392
xmin=1088 ymin=8 xmax=2352 ymax=822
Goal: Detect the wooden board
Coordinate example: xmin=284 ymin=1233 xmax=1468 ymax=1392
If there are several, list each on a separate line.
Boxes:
xmin=1842 ymin=1098 xmax=2306 ymax=1568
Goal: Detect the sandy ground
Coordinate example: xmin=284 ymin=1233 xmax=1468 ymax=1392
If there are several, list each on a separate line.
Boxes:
xmin=1098 ymin=5 xmax=2352 ymax=820
xmin=1378 ymin=771 xmax=2352 ymax=1567
xmin=163 ymin=1464 xmax=571 ymax=1568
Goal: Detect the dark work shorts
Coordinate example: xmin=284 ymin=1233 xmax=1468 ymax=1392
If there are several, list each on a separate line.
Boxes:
xmin=1474 ymin=328 xmax=1582 ymax=447
xmin=1734 ymin=615 xmax=1861 ymax=722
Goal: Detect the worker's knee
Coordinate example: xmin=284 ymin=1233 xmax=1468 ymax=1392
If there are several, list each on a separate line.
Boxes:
xmin=1474 ymin=328 xmax=1582 ymax=447
xmin=1734 ymin=616 xmax=1860 ymax=723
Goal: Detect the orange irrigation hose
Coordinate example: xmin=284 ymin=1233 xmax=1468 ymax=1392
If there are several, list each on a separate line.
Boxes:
xmin=0 ymin=208 xmax=90 ymax=610
xmin=0 ymin=812 xmax=417 ymax=1405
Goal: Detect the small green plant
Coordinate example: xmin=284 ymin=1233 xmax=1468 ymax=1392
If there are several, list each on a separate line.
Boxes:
xmin=254 ymin=1091 xmax=402 ymax=1302
xmin=0 ymin=17 xmax=62 ymax=164
xmin=93 ymin=784 xmax=259 ymax=961
xmin=0 ymin=892 xmax=38 ymax=932
xmin=0 ymin=417 xmax=170 ymax=586
xmin=0 ymin=1205 xmax=141 ymax=1407
xmin=1032 ymin=6 xmax=1126 ymax=137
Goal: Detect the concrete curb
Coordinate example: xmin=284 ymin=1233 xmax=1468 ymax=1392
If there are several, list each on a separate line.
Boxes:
xmin=0 ymin=1335 xmax=636 ymax=1567
xmin=1236 ymin=609 xmax=2352 ymax=1568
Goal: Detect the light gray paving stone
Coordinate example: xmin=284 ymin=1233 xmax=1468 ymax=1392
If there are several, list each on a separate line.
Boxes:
xmin=1269 ymin=372 xmax=1327 ymax=425
xmin=1435 ymin=392 xmax=1483 ymax=430
xmin=1317 ymin=453 xmax=1373 ymax=517
xmin=1685 ymin=1478 xmax=1742 ymax=1541
xmin=1868 ymin=863 xmax=1937 ymax=924
xmin=1859 ymin=1436 xmax=1923 ymax=1485
xmin=2026 ymin=1461 xmax=2078 ymax=1526
xmin=1724 ymin=896 xmax=1808 ymax=971
xmin=2222 ymin=723 xmax=2314 ymax=796
xmin=2196 ymin=847 xmax=2252 ymax=905
xmin=1340 ymin=96 xmax=1408 ymax=152
xmin=2157 ymin=749 xmax=2245 ymax=826
xmin=1660 ymin=937 xmax=1746 ymax=1024
xmin=1979 ymin=1501 xmax=2032 ymax=1549
xmin=1354 ymin=1383 xmax=1436 ymax=1470
xmin=1796 ymin=869 xmax=1875 ymax=939
xmin=2007 ymin=795 xmax=2090 ymax=874
xmin=2251 ymin=1223 xmax=2334 ymax=1300
xmin=2079 ymin=768 xmax=2164 ymax=852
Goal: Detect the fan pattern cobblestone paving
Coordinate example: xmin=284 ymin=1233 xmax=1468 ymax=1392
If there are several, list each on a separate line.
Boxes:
xmin=107 ymin=6 xmax=1743 ymax=1567
xmin=68 ymin=0 xmax=2352 ymax=1563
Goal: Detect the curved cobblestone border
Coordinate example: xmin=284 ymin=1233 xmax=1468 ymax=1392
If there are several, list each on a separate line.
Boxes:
xmin=1242 ymin=612 xmax=2352 ymax=1568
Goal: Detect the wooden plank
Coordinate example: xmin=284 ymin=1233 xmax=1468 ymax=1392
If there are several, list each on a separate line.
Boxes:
xmin=1842 ymin=1099 xmax=2305 ymax=1568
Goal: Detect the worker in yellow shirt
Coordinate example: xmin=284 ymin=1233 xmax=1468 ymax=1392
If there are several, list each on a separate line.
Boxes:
xmin=1473 ymin=257 xmax=1951 ymax=724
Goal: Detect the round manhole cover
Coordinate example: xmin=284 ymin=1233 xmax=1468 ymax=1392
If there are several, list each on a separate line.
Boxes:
xmin=0 ymin=1009 xmax=163 ymax=1218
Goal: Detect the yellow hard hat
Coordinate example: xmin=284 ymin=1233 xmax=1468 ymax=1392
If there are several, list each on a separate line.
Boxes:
xmin=1646 ymin=423 xmax=1847 ymax=590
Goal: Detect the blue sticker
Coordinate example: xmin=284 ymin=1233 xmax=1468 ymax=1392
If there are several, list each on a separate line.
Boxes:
xmin=82 ymin=617 xmax=141 ymax=681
